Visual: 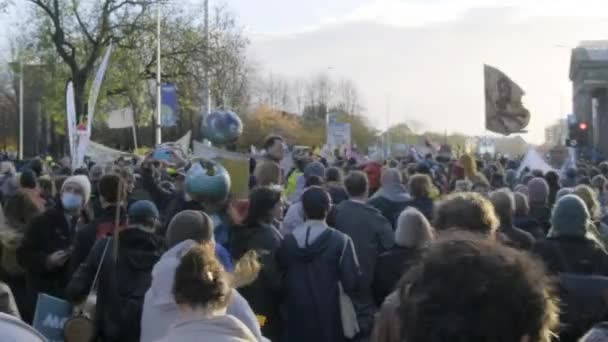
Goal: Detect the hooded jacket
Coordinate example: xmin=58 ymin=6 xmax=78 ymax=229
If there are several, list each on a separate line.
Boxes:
xmin=67 ymin=226 xmax=164 ymax=341
xmin=333 ymin=200 xmax=394 ymax=334
xmin=141 ymin=240 xmax=263 ymax=342
xmin=368 ymin=185 xmax=411 ymax=228
xmin=154 ymin=314 xmax=257 ymax=342
xmin=278 ymin=221 xmax=360 ymax=342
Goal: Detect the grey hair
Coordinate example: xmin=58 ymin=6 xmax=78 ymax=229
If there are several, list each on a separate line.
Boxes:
xmin=395 ymin=207 xmax=435 ymax=248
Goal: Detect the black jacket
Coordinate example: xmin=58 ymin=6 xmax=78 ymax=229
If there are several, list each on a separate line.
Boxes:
xmin=228 ymin=222 xmax=283 ymax=342
xmin=500 ymin=224 xmax=536 ymax=250
xmin=513 ymin=215 xmax=546 ymax=240
xmin=161 ymin=193 xmax=204 ymax=235
xmin=402 ymin=197 xmax=434 ymax=222
xmin=372 ymin=246 xmax=423 ymax=306
xmin=70 ymin=205 xmax=126 ymax=273
xmin=67 ymin=227 xmax=164 ymax=342
xmin=278 ymin=227 xmax=360 ymax=342
xmin=16 ymin=207 xmax=89 ymax=322
xmin=326 ymin=183 xmax=349 ymax=205
xmin=529 ymin=204 xmax=552 ymax=234
xmin=367 ymin=197 xmax=408 ymax=229
xmin=534 ymin=236 xmax=608 ymax=276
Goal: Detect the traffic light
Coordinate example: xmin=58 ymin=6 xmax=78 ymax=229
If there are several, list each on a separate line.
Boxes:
xmin=567 ymin=120 xmax=589 ymax=147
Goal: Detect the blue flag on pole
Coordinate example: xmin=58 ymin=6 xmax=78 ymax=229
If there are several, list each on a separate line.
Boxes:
xmin=161 ymin=83 xmax=178 ymax=127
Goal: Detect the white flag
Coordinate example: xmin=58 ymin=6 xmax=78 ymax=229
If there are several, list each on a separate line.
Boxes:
xmin=87 ymin=43 xmax=113 ymax=135
xmin=66 ymin=81 xmax=77 ymax=169
xmin=107 ymin=107 xmax=134 ymax=129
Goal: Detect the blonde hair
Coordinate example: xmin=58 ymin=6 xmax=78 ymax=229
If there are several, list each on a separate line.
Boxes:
xmin=574 ymin=185 xmax=601 ymax=220
xmin=395 ymin=208 xmax=435 ymax=248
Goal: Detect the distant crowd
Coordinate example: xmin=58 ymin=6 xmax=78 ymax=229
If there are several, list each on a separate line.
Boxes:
xmin=0 ymin=136 xmax=606 ymax=341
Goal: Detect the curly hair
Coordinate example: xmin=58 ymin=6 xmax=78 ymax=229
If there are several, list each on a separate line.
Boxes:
xmin=397 ymin=233 xmax=559 ymax=342
xmin=173 ymin=243 xmax=231 ymax=311
xmin=434 ymin=192 xmax=499 ymax=236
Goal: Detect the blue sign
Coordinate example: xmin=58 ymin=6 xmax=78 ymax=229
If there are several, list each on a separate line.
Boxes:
xmin=161 ymin=83 xmax=178 ymax=127
xmin=32 ymin=293 xmax=72 ymax=342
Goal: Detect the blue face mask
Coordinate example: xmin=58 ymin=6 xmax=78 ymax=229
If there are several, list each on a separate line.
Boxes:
xmin=61 ymin=192 xmax=83 ymax=211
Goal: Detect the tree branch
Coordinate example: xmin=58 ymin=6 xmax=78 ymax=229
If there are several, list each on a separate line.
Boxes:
xmin=71 ymin=0 xmax=96 ymax=44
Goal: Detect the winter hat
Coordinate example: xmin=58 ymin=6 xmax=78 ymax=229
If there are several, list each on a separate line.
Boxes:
xmin=61 ymin=175 xmax=92 ymax=205
xmin=549 ymin=194 xmax=590 ymax=238
xmin=527 ymin=177 xmax=549 ymax=205
xmin=556 ymin=187 xmax=574 ymax=200
xmin=166 ymin=210 xmax=214 ymax=248
xmin=128 ymin=200 xmax=159 ymax=221
xmin=514 ymin=184 xmax=528 ymax=196
xmin=395 ymin=207 xmax=434 ymax=248
xmin=303 ymin=161 xmax=326 ymax=180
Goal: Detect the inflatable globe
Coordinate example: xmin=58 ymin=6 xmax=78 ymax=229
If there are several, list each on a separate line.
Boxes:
xmin=185 ymin=158 xmax=231 ymax=203
xmin=201 ymin=110 xmax=243 ymax=145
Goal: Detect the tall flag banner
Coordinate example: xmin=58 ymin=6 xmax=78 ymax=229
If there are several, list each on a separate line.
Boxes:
xmin=161 ymin=83 xmax=178 ymax=127
xmin=87 ymin=43 xmax=113 ymax=135
xmin=66 ymin=81 xmax=77 ymax=169
xmin=484 ymin=65 xmax=530 ymax=135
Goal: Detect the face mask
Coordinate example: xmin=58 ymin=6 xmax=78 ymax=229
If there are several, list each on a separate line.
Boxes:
xmin=62 ymin=193 xmax=83 ymax=211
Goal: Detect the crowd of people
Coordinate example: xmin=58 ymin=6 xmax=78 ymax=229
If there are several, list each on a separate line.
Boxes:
xmin=0 ymin=135 xmax=607 ymax=341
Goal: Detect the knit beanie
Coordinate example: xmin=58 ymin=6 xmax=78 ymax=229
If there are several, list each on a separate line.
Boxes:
xmin=61 ymin=175 xmax=92 ymax=205
xmin=527 ymin=177 xmax=549 ymax=205
xmin=303 ymin=161 xmax=326 ymax=180
xmin=549 ymin=195 xmax=590 ymax=238
xmin=166 ymin=210 xmax=214 ymax=248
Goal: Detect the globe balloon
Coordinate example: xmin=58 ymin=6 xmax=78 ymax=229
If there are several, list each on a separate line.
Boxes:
xmin=201 ymin=110 xmax=243 ymax=145
xmin=185 ymin=158 xmax=231 ymax=203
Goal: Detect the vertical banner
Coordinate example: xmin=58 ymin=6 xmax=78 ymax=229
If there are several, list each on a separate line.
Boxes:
xmin=161 ymin=83 xmax=178 ymax=127
xmin=326 ymin=114 xmax=352 ymax=158
xmin=65 ymin=81 xmax=77 ymax=169
xmin=87 ymin=43 xmax=113 ymax=135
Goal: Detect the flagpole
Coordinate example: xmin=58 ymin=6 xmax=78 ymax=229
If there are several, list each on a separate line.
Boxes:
xmin=155 ymin=4 xmax=162 ymax=145
xmin=203 ymin=0 xmax=210 ymax=117
xmin=18 ymin=58 xmax=23 ymax=160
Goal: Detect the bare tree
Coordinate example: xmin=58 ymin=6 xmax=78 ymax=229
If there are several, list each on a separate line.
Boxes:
xmin=26 ymin=0 xmax=159 ymax=121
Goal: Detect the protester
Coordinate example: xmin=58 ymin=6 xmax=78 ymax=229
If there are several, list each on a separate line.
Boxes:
xmin=433 ymin=192 xmax=499 ymax=237
xmin=381 ymin=233 xmax=559 ymax=342
xmin=67 ymin=200 xmax=165 ymax=342
xmin=557 ymin=187 xmax=574 ymax=200
xmin=70 ymin=174 xmax=127 ymax=271
xmin=490 ymin=189 xmax=535 ymax=250
xmin=88 ymin=164 xmax=105 ymax=218
xmin=254 ymin=135 xmax=285 ymax=187
xmin=528 ymin=177 xmax=552 ymax=234
xmin=17 ymin=170 xmax=45 ymax=213
xmin=325 ymin=166 xmax=349 ymax=205
xmin=278 ymin=186 xmax=360 ymax=342
xmin=592 ymin=175 xmax=608 ymax=214
xmin=563 ymin=167 xmax=578 ymax=188
xmin=367 ymin=168 xmax=411 ymax=228
xmin=141 ymin=210 xmax=264 ymax=342
xmin=373 ymin=207 xmax=434 ymax=306
xmin=362 ymin=153 xmax=383 ymax=195
xmin=513 ymin=192 xmax=545 ymax=239
xmin=575 ymin=184 xmax=602 ymax=224
xmin=16 ymin=175 xmax=92 ymax=322
xmin=228 ymin=186 xmax=283 ymax=341
xmin=402 ymin=174 xmax=435 ymax=221
xmin=545 ymin=170 xmax=561 ymax=208
xmin=154 ymin=244 xmax=257 ymax=342
xmin=534 ymin=195 xmax=608 ymax=276
xmin=282 ymin=175 xmax=324 ymax=234
xmin=333 ymin=171 xmax=394 ymax=337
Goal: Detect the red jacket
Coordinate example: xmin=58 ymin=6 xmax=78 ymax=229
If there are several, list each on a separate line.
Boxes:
xmin=363 ymin=162 xmax=383 ymax=193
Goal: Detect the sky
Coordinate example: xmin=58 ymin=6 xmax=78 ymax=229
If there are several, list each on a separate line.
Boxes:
xmin=227 ymin=0 xmax=608 ymax=143
xmin=3 ymin=0 xmax=608 ymax=143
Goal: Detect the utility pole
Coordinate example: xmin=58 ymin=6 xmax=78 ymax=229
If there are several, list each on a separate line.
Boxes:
xmin=202 ymin=0 xmax=210 ymax=116
xmin=155 ymin=3 xmax=162 ymax=145
xmin=18 ymin=59 xmax=23 ymax=160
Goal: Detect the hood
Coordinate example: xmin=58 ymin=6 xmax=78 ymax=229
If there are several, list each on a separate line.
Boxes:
xmin=118 ymin=227 xmax=164 ymax=271
xmin=291 ymin=225 xmax=335 ymax=261
xmin=149 ymin=239 xmax=196 ymax=308
xmin=171 ymin=314 xmax=256 ymax=341
xmin=372 ymin=184 xmax=411 ymax=203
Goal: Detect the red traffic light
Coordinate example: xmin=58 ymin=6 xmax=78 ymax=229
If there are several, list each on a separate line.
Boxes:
xmin=579 ymin=122 xmax=588 ymax=130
